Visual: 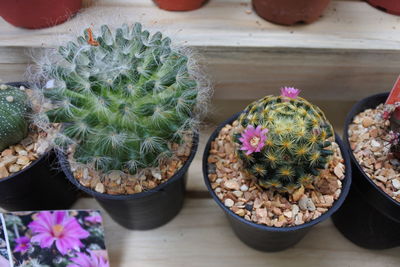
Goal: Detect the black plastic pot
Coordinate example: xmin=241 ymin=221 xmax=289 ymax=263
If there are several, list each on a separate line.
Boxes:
xmin=57 ymin=133 xmax=199 ymax=230
xmin=203 ymin=113 xmax=352 ymax=252
xmin=0 ymin=81 xmax=78 ymax=211
xmin=332 ymin=93 xmax=400 ymax=249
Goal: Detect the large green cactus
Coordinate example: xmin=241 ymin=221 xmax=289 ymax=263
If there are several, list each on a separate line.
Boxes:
xmin=0 ymin=84 xmax=29 ymax=151
xmin=234 ymin=88 xmax=334 ymax=193
xmin=41 ymin=23 xmax=202 ymax=174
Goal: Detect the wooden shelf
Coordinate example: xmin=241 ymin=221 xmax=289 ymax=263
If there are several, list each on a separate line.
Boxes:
xmin=1 ymin=0 xmax=400 ymax=50
xmin=1 ymin=1 xmax=400 ymax=265
xmin=1 ymin=0 xmax=400 ymax=102
xmin=73 ymin=198 xmax=400 ymax=267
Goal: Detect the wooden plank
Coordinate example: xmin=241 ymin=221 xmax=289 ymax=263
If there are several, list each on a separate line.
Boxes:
xmin=1 ymin=47 xmax=399 ymax=102
xmin=0 ymin=0 xmax=399 ymax=50
xmin=73 ymin=198 xmax=400 ymax=267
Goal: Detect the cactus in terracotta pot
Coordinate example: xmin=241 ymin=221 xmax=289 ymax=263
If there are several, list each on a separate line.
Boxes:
xmin=154 ymin=0 xmax=207 ymax=11
xmin=233 ymin=87 xmax=334 ymax=193
xmin=252 ymin=0 xmax=331 ymax=26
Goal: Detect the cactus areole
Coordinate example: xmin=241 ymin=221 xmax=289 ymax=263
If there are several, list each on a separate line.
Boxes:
xmin=42 ymin=23 xmax=202 ymax=175
xmin=234 ymin=88 xmax=334 ymax=193
xmin=0 ymin=84 xmax=29 ymax=152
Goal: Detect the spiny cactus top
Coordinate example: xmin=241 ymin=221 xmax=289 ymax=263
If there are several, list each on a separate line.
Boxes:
xmin=0 ymin=84 xmax=29 ymax=152
xmin=41 ymin=23 xmax=203 ymax=174
xmin=234 ymin=87 xmax=334 ymax=193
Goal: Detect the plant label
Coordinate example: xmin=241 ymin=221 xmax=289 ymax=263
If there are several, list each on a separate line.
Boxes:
xmin=386 ymin=75 xmax=400 ymax=104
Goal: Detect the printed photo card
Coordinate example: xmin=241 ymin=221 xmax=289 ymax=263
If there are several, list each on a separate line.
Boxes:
xmin=0 ymin=210 xmax=109 ymax=267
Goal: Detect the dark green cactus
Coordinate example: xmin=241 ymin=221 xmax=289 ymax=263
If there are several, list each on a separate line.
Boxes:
xmin=0 ymin=84 xmax=29 ymax=151
xmin=41 ymin=23 xmax=202 ymax=174
xmin=234 ymin=90 xmax=334 ymax=193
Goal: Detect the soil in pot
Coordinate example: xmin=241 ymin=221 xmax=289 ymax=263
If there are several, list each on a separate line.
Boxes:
xmin=252 ymin=0 xmax=330 ymax=26
xmin=366 ymin=0 xmax=400 ymax=16
xmin=0 ymin=0 xmax=82 ymax=29
xmin=204 ymin=111 xmax=351 ymax=251
xmin=332 ymin=95 xmax=400 ymax=249
xmin=154 ymin=0 xmax=207 ymax=11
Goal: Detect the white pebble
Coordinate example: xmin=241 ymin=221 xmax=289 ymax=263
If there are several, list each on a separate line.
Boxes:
xmin=371 ymin=140 xmax=381 ymax=147
xmin=392 ymin=179 xmax=400 ymax=190
xmin=5 ymin=96 xmax=13 ymax=102
xmin=291 ymin=204 xmax=299 ymax=215
xmin=240 ymin=184 xmax=249 ymax=192
xmin=0 ymin=84 xmax=7 ymax=90
xmin=224 ymin=198 xmax=234 ymax=208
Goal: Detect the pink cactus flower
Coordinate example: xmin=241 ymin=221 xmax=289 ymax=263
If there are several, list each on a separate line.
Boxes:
xmin=85 ymin=213 xmax=102 ymax=224
xmin=68 ymin=251 xmax=109 ymax=267
xmin=280 ymin=87 xmax=300 ymax=99
xmin=28 ymin=211 xmax=90 ymax=255
xmin=239 ymin=125 xmax=268 ymax=155
xmin=14 ymin=236 xmax=31 ymax=253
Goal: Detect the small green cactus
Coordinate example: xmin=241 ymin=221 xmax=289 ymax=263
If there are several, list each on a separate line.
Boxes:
xmin=40 ymin=23 xmax=204 ymax=174
xmin=234 ymin=88 xmax=334 ymax=193
xmin=0 ymin=84 xmax=29 ymax=151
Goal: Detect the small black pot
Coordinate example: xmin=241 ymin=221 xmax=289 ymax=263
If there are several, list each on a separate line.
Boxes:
xmin=0 ymin=82 xmax=78 ymax=211
xmin=332 ymin=93 xmax=400 ymax=249
xmin=203 ymin=113 xmax=352 ymax=252
xmin=57 ymin=133 xmax=199 ymax=230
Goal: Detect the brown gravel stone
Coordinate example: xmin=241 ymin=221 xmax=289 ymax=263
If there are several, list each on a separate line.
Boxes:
xmin=292 ymin=185 xmax=305 ymax=202
xmin=0 ymin=166 xmax=9 ymax=178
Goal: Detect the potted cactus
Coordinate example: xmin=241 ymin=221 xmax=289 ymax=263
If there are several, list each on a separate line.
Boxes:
xmin=332 ymin=92 xmax=400 ymax=249
xmin=0 ymin=82 xmax=77 ymax=211
xmin=33 ymin=23 xmax=209 ymax=230
xmin=154 ymin=0 xmax=208 ymax=11
xmin=0 ymin=0 xmax=82 ymax=29
xmin=366 ymin=0 xmax=400 ymax=15
xmin=203 ymin=88 xmax=351 ymax=251
xmin=252 ymin=0 xmax=330 ymax=26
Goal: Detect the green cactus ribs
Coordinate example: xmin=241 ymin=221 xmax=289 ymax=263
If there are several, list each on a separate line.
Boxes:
xmin=234 ymin=91 xmax=335 ymax=193
xmin=0 ymin=84 xmax=29 ymax=152
xmin=43 ymin=23 xmax=200 ymax=174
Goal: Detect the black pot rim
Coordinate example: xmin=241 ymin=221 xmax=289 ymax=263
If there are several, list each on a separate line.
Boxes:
xmin=203 ymin=112 xmax=352 ymax=233
xmin=57 ymin=132 xmax=199 ymax=200
xmin=0 ymin=81 xmax=49 ymax=184
xmin=343 ymin=92 xmax=400 ymax=209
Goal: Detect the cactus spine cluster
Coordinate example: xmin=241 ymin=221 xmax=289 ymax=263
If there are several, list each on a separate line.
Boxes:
xmin=0 ymin=84 xmax=29 ymax=151
xmin=234 ymin=91 xmax=334 ymax=193
xmin=41 ymin=23 xmax=201 ymax=174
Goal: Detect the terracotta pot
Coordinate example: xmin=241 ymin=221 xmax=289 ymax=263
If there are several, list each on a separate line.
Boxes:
xmin=366 ymin=0 xmax=400 ymax=15
xmin=252 ymin=0 xmax=330 ymax=26
xmin=154 ymin=0 xmax=207 ymax=11
xmin=0 ymin=0 xmax=82 ymax=29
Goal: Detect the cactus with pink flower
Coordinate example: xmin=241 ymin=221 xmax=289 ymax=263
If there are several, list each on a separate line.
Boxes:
xmin=234 ymin=87 xmax=335 ymax=193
